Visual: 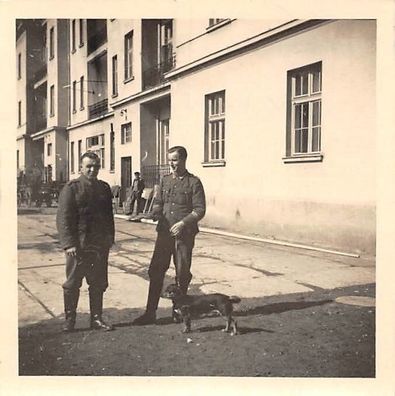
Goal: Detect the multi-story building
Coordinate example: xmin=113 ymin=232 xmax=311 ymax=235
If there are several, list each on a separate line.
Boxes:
xmin=16 ymin=19 xmax=69 ymax=183
xmin=16 ymin=18 xmax=376 ymax=255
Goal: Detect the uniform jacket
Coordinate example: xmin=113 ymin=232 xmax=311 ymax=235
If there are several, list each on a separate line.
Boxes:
xmin=56 ymin=175 xmax=115 ymax=250
xmin=152 ymin=171 xmax=206 ymax=236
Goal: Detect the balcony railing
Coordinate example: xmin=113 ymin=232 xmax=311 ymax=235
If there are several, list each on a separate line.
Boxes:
xmin=142 ymin=54 xmax=176 ymax=90
xmin=88 ymin=99 xmax=108 ymax=119
xmin=141 ymin=164 xmax=171 ymax=188
xmin=87 ymin=27 xmax=107 ymax=55
xmin=34 ymin=116 xmax=47 ymax=133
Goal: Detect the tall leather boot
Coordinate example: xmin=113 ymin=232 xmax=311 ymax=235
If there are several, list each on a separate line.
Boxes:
xmin=89 ymin=290 xmax=113 ymax=331
xmin=132 ymin=280 xmax=161 ymax=325
xmin=63 ymin=289 xmax=79 ymax=332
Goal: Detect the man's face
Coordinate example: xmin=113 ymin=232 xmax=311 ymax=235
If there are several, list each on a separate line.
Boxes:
xmin=168 ymin=151 xmax=186 ymax=175
xmin=81 ymin=157 xmax=100 ymax=180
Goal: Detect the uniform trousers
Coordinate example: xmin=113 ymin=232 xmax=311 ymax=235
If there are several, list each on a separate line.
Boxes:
xmin=146 ymin=231 xmax=195 ymax=312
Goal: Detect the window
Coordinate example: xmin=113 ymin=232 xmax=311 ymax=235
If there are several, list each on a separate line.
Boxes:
xmin=49 ymin=27 xmax=54 ymax=59
xmin=86 ymin=134 xmax=105 ymax=168
xmin=204 ymin=91 xmax=226 ymax=163
xmin=124 ymin=31 xmax=133 ymax=80
xmin=79 ymin=19 xmax=84 ymax=47
xmin=78 ymin=140 xmax=82 ymax=169
xmin=72 ymin=81 xmax=77 ymax=113
xmin=47 ymin=143 xmax=52 ymax=156
xmin=17 ymin=53 xmax=21 ymax=79
xmin=121 ymin=122 xmax=132 ymax=144
xmin=110 ymin=124 xmax=115 ymax=171
xmin=286 ymin=62 xmax=322 ymax=159
xmin=17 ymin=150 xmax=20 ymax=171
xmin=80 ymin=76 xmax=84 ymax=109
xmin=112 ymin=55 xmax=118 ymax=96
xmin=70 ymin=141 xmax=75 ymax=173
xmin=18 ymin=101 xmax=22 ymax=127
xmin=71 ymin=19 xmax=76 ymax=52
xmin=50 ymin=85 xmax=55 ymax=116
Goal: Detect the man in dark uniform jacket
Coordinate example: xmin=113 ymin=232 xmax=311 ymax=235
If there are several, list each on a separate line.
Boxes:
xmin=124 ymin=171 xmax=145 ymax=215
xmin=133 ymin=146 xmax=206 ymax=325
xmin=57 ymin=151 xmax=115 ymax=332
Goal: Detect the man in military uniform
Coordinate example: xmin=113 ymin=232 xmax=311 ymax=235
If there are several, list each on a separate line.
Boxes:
xmin=57 ymin=151 xmax=115 ymax=332
xmin=124 ymin=171 xmax=145 ymax=215
xmin=133 ymin=146 xmax=206 ymax=325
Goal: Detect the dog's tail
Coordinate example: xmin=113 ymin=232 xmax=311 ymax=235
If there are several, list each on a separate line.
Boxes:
xmin=229 ymin=296 xmax=241 ymax=304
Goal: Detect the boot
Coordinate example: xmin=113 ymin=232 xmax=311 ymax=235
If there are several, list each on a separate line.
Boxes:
xmin=89 ymin=290 xmax=113 ymax=331
xmin=132 ymin=280 xmax=161 ymax=325
xmin=63 ymin=289 xmax=79 ymax=332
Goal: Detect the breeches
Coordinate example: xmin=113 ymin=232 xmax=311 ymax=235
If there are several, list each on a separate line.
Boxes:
xmin=62 ymin=248 xmax=110 ymax=293
xmin=148 ymin=231 xmax=195 ymax=288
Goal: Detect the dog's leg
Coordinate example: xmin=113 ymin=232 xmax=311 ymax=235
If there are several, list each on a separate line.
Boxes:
xmin=181 ymin=306 xmax=191 ymax=333
xmin=230 ymin=319 xmax=239 ymax=336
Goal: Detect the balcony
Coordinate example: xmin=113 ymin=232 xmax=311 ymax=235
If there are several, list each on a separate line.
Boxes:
xmin=142 ymin=54 xmax=176 ymax=90
xmin=141 ymin=164 xmax=171 ymax=188
xmin=35 ymin=116 xmax=47 ymax=133
xmin=87 ymin=22 xmax=107 ymax=55
xmin=88 ymin=99 xmax=108 ymax=119
xmin=33 ymin=64 xmax=47 ymax=82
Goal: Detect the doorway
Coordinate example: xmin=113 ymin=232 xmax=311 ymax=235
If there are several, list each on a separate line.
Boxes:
xmin=121 ymin=156 xmax=132 ymax=204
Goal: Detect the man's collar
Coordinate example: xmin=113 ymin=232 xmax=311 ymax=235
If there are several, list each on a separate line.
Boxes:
xmin=172 ymin=170 xmax=188 ymax=180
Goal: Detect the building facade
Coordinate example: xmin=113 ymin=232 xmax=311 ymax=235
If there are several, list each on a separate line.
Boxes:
xmin=16 ymin=18 xmax=376 ymax=254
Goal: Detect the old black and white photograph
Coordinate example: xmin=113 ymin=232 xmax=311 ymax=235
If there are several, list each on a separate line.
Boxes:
xmin=2 ymin=0 xmax=395 ymax=395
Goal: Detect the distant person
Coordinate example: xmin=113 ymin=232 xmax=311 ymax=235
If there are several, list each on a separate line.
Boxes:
xmin=124 ymin=172 xmax=145 ymax=215
xmin=56 ymin=151 xmax=115 ymax=332
xmin=133 ymin=146 xmax=206 ymax=325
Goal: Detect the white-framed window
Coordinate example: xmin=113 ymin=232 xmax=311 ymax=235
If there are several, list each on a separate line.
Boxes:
xmin=287 ymin=62 xmax=322 ymax=157
xmin=80 ymin=76 xmax=84 ymax=110
xmin=17 ymin=53 xmax=22 ymax=79
xmin=70 ymin=141 xmax=75 ymax=173
xmin=112 ymin=55 xmax=118 ymax=96
xmin=204 ymin=90 xmax=226 ymax=163
xmin=18 ymin=101 xmax=22 ymax=127
xmin=158 ymin=118 xmax=170 ymax=165
xmin=72 ymin=80 xmax=77 ymax=113
xmin=78 ymin=139 xmax=82 ymax=169
xmin=47 ymin=143 xmax=52 ymax=156
xmin=49 ymin=26 xmax=55 ymax=59
xmin=50 ymin=85 xmax=55 ymax=116
xmin=86 ymin=134 xmax=105 ymax=168
xmin=121 ymin=122 xmax=132 ymax=144
xmin=124 ymin=30 xmax=133 ymax=81
xmin=71 ymin=19 xmax=76 ymax=53
xmin=79 ymin=19 xmax=84 ymax=47
xmin=110 ymin=124 xmax=115 ymax=171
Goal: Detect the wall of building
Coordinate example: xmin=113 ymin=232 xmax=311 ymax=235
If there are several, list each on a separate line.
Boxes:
xmin=68 ymin=116 xmax=116 ymax=185
xmin=55 ymin=129 xmax=68 ymax=181
xmin=16 ymin=32 xmax=27 ymax=139
xmin=170 ymin=19 xmax=376 ymax=254
xmin=107 ymin=19 xmax=142 ymax=102
xmin=175 ymin=19 xmax=292 ymax=67
xmin=57 ymin=19 xmax=69 ymax=128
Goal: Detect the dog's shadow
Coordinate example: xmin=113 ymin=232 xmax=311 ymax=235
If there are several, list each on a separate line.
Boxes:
xmin=195 ymin=325 xmax=273 ymax=335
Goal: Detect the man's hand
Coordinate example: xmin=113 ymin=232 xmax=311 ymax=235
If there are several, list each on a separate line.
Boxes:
xmin=65 ymin=246 xmax=77 ymax=257
xmin=170 ymin=221 xmax=185 ymax=237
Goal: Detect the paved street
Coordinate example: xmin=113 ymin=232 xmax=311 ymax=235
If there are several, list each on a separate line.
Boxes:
xmin=18 ymin=207 xmax=375 ymax=377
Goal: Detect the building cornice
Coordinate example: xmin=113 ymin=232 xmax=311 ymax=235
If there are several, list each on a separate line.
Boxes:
xmin=166 ymin=19 xmax=331 ymax=80
xmin=110 ymin=83 xmax=170 ymax=108
xmin=67 ymin=111 xmax=114 ymax=131
xmin=30 ymin=125 xmax=67 ymax=140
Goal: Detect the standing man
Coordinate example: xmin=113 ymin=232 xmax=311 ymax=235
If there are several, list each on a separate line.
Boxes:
xmin=124 ymin=171 xmax=145 ymax=215
xmin=133 ymin=146 xmax=206 ymax=325
xmin=57 ymin=151 xmax=115 ymax=332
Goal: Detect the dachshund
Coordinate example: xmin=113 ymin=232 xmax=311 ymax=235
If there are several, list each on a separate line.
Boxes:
xmin=162 ymin=284 xmax=241 ymax=336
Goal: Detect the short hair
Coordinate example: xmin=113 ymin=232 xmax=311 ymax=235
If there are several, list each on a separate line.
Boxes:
xmin=134 ymin=171 xmax=140 ymax=175
xmin=81 ymin=151 xmax=100 ymax=164
xmin=168 ymin=146 xmax=187 ymax=160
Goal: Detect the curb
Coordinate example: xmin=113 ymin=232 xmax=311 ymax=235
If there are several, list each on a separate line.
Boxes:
xmin=114 ymin=214 xmax=360 ymax=258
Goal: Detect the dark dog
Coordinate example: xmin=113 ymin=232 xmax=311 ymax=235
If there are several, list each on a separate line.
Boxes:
xmin=162 ymin=284 xmax=241 ymax=335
